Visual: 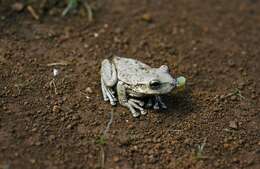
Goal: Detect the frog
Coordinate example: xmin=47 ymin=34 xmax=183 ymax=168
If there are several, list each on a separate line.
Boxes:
xmin=100 ymin=56 xmax=186 ymax=117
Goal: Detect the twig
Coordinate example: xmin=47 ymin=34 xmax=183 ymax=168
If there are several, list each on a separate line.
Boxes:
xmin=47 ymin=61 xmax=70 ymax=66
xmin=27 ymin=5 xmax=40 ymax=20
xmin=196 ymin=138 xmax=208 ymax=159
xmin=225 ymin=88 xmax=245 ymax=100
xmin=82 ymin=0 xmax=93 ymax=22
xmin=96 ymin=110 xmax=114 ymax=168
xmin=98 ymin=145 xmax=105 ymax=169
xmin=80 ymin=91 xmax=90 ymax=99
xmin=49 ymin=78 xmax=58 ymax=94
xmin=102 ymin=111 xmax=114 ymax=137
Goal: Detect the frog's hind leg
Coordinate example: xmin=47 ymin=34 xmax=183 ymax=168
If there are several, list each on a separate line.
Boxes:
xmin=101 ymin=59 xmax=118 ymax=105
xmin=101 ymin=59 xmax=117 ymax=87
xmin=101 ymin=78 xmax=117 ymax=105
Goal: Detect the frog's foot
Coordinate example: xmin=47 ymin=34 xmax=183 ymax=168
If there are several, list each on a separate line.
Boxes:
xmin=117 ymin=81 xmax=146 ymax=117
xmin=129 ymin=98 xmax=144 ymax=107
xmin=126 ymin=99 xmax=146 ymax=117
xmin=129 ymin=99 xmax=146 ymax=115
xmin=101 ymin=78 xmax=117 ymax=105
xmin=119 ymin=98 xmax=146 ymax=117
xmin=153 ymin=96 xmax=167 ymax=110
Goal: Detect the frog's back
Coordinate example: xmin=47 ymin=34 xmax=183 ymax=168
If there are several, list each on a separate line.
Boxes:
xmin=113 ymin=56 xmax=155 ymax=85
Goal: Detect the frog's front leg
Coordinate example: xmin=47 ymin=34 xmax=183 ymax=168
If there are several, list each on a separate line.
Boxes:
xmin=101 ymin=59 xmax=118 ymax=105
xmin=117 ymin=81 xmax=146 ymax=117
xmin=153 ymin=96 xmax=167 ymax=110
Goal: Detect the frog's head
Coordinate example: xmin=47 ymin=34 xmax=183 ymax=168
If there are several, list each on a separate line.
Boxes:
xmin=132 ymin=65 xmax=186 ymax=95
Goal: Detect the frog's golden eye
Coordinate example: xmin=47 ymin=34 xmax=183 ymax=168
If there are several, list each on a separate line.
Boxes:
xmin=149 ymin=80 xmax=161 ymax=89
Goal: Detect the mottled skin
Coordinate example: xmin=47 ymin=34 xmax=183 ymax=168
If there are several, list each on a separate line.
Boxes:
xmin=101 ymin=56 xmax=186 ymax=117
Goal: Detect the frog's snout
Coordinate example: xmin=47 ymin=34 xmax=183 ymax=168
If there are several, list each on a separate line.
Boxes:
xmin=173 ymin=76 xmax=186 ymax=91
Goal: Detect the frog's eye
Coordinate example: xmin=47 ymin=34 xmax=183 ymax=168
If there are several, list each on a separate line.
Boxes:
xmin=160 ymin=65 xmax=169 ymax=72
xmin=149 ymin=80 xmax=161 ymax=89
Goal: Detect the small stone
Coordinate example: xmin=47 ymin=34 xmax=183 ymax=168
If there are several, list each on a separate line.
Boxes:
xmin=230 ymin=95 xmax=237 ymax=101
xmin=12 ymin=2 xmax=24 ymax=12
xmin=232 ymin=157 xmax=239 ymax=163
xmin=72 ymin=115 xmax=80 ymax=120
xmin=229 ymin=121 xmax=238 ymax=129
xmin=238 ymin=82 xmax=246 ymax=90
xmin=85 ymin=87 xmax=93 ymax=94
xmin=66 ymin=124 xmax=72 ymax=129
xmin=30 ymin=159 xmax=36 ymax=164
xmin=94 ymin=33 xmax=99 ymax=38
xmin=115 ymin=28 xmax=122 ymax=34
xmin=141 ymin=13 xmax=153 ymax=22
xmin=113 ymin=156 xmax=120 ymax=162
xmin=31 ymin=128 xmax=37 ymax=132
xmin=223 ymin=143 xmax=231 ymax=149
xmin=119 ymin=136 xmax=129 ymax=146
xmin=128 ymin=124 xmax=134 ymax=129
xmin=227 ymin=59 xmax=235 ymax=67
xmin=49 ymin=135 xmax=55 ymax=141
xmin=169 ymin=48 xmax=177 ymax=55
xmin=35 ymin=141 xmax=41 ymax=146
xmin=52 ymin=105 xmax=61 ymax=113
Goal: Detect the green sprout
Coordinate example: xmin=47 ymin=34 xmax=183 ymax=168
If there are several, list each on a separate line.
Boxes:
xmin=96 ymin=135 xmax=107 ymax=145
xmin=62 ymin=0 xmax=78 ymax=16
xmin=233 ymin=88 xmax=245 ymax=99
xmin=194 ymin=138 xmax=207 ymax=160
xmin=62 ymin=0 xmax=93 ymax=21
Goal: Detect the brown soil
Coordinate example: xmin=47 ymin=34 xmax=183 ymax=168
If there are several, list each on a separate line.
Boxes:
xmin=0 ymin=0 xmax=260 ymax=169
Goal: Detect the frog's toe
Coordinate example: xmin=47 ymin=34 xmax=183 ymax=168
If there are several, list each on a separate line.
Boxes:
xmin=153 ymin=102 xmax=160 ymax=110
xmin=141 ymin=110 xmax=147 ymax=115
xmin=155 ymin=96 xmax=167 ymax=109
xmin=110 ymin=101 xmax=117 ymax=106
xmin=160 ymin=102 xmax=167 ymax=109
xmin=129 ymin=98 xmax=144 ymax=107
xmin=132 ymin=111 xmax=140 ymax=117
xmin=128 ymin=105 xmax=140 ymax=117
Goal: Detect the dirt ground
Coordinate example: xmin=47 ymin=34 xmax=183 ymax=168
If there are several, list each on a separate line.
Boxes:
xmin=0 ymin=0 xmax=260 ymax=169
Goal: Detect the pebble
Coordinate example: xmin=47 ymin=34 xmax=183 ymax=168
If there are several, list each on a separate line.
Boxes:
xmin=229 ymin=121 xmax=238 ymax=129
xmin=66 ymin=124 xmax=72 ymax=129
xmin=113 ymin=156 xmax=120 ymax=162
xmin=35 ymin=141 xmax=41 ymax=146
xmin=85 ymin=87 xmax=93 ymax=94
xmin=227 ymin=59 xmax=235 ymax=67
xmin=119 ymin=136 xmax=129 ymax=146
xmin=31 ymin=127 xmax=37 ymax=132
xmin=48 ymin=135 xmax=56 ymax=141
xmin=223 ymin=143 xmax=231 ymax=149
xmin=52 ymin=105 xmax=61 ymax=113
xmin=94 ymin=33 xmax=99 ymax=38
xmin=230 ymin=95 xmax=237 ymax=101
xmin=141 ymin=13 xmax=153 ymax=22
xmin=30 ymin=159 xmax=36 ymax=164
